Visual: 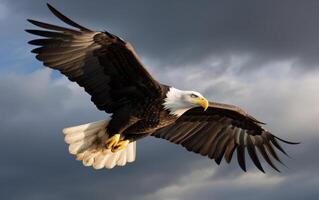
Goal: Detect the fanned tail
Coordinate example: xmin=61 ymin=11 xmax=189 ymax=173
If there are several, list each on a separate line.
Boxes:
xmin=62 ymin=119 xmax=136 ymax=169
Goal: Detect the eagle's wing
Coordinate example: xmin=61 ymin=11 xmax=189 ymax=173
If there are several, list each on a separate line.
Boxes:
xmin=152 ymin=102 xmax=298 ymax=172
xmin=26 ymin=4 xmax=162 ymax=113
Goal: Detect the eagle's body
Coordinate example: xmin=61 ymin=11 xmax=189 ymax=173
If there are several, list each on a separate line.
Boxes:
xmin=107 ymin=84 xmax=177 ymax=141
xmin=26 ymin=4 xmax=298 ymax=172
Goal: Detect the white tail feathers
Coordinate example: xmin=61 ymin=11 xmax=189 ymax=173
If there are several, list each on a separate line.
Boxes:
xmin=62 ymin=119 xmax=136 ymax=169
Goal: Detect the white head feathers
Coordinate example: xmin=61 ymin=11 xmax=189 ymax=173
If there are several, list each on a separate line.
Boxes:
xmin=163 ymin=87 xmax=205 ymax=117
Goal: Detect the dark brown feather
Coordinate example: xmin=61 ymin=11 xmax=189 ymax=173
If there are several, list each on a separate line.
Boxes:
xmin=192 ymin=122 xmax=218 ymax=155
xmin=25 ymin=29 xmax=72 ymax=39
xmin=171 ymin=122 xmax=202 ymax=144
xmin=246 ymin=136 xmax=264 ymax=173
xmin=27 ymin=5 xmax=162 ymax=114
xmin=270 ymin=136 xmax=288 ymax=156
xmin=180 ymin=122 xmax=208 ymax=145
xmin=237 ymin=145 xmax=246 ymax=172
xmin=224 ymin=138 xmax=237 ymax=163
xmin=47 ymin=4 xmax=92 ymax=32
xmin=27 ymin=19 xmax=81 ymax=34
xmin=152 ymin=102 xmax=297 ymax=172
xmin=213 ymin=135 xmax=230 ymax=164
xmin=182 ymin=120 xmax=209 ymax=143
xmin=213 ymin=126 xmax=233 ymax=164
xmin=257 ymin=144 xmax=280 ymax=172
xmin=168 ymin=124 xmax=195 ymax=144
xmin=163 ymin=122 xmax=188 ymax=139
xmin=208 ymin=126 xmax=229 ymax=159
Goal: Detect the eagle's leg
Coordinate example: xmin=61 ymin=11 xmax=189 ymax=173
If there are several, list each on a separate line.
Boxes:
xmin=105 ymin=134 xmax=121 ymax=149
xmin=111 ymin=140 xmax=130 ymax=153
xmin=104 ymin=110 xmax=140 ymax=150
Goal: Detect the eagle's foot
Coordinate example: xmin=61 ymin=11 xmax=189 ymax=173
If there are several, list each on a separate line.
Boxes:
xmin=105 ymin=134 xmax=120 ymax=149
xmin=111 ymin=140 xmax=129 ymax=153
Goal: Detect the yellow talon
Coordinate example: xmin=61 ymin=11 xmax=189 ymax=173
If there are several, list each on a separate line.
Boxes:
xmin=105 ymin=134 xmax=120 ymax=149
xmin=111 ymin=140 xmax=129 ymax=153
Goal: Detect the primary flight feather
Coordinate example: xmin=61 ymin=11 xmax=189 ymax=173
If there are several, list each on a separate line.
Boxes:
xmin=26 ymin=4 xmax=298 ymax=172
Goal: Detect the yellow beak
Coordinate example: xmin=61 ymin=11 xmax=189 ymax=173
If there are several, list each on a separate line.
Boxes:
xmin=196 ymin=97 xmax=209 ymax=111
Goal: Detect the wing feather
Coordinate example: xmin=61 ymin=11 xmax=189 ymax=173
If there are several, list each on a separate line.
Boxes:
xmin=213 ymin=127 xmax=232 ymax=164
xmin=224 ymin=138 xmax=237 ymax=163
xmin=246 ymin=136 xmax=264 ymax=172
xmin=152 ymin=102 xmax=298 ymax=172
xmin=237 ymin=145 xmax=246 ymax=172
xmin=27 ymin=4 xmax=162 ymax=113
xmin=46 ymin=3 xmax=92 ymax=32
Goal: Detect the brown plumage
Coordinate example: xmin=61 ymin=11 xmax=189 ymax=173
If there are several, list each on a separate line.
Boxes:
xmin=27 ymin=4 xmax=162 ymax=114
xmin=26 ymin=4 xmax=298 ymax=171
xmin=152 ymin=102 xmax=298 ymax=172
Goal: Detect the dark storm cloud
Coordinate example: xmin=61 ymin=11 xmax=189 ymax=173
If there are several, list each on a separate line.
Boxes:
xmin=5 ymin=0 xmax=319 ymax=70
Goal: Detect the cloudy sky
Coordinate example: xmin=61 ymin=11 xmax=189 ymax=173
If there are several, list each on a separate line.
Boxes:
xmin=1 ymin=0 xmax=319 ymax=199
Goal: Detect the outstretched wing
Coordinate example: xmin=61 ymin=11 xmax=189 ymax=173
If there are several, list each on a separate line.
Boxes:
xmin=26 ymin=4 xmax=162 ymax=113
xmin=152 ymin=102 xmax=298 ymax=172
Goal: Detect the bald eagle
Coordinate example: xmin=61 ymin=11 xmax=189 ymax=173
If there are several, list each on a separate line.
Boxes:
xmin=26 ymin=4 xmax=297 ymax=172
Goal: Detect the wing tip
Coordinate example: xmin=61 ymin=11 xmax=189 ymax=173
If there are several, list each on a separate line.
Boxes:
xmin=25 ymin=29 xmax=36 ymax=35
xmin=214 ymin=158 xmax=222 ymax=165
xmin=26 ymin=19 xmax=36 ymax=25
xmin=274 ymin=135 xmax=300 ymax=145
xmin=254 ymin=119 xmax=266 ymax=125
xmin=259 ymin=168 xmax=266 ymax=173
xmin=46 ymin=3 xmax=92 ymax=32
xmin=27 ymin=40 xmax=36 ymax=45
xmin=46 ymin=3 xmax=54 ymax=10
xmin=46 ymin=3 xmax=61 ymax=17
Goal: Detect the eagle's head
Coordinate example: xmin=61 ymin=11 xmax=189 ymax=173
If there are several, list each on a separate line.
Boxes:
xmin=163 ymin=87 xmax=209 ymax=116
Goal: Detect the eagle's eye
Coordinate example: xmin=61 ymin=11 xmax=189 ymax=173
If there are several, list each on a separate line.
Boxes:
xmin=190 ymin=94 xmax=199 ymax=98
